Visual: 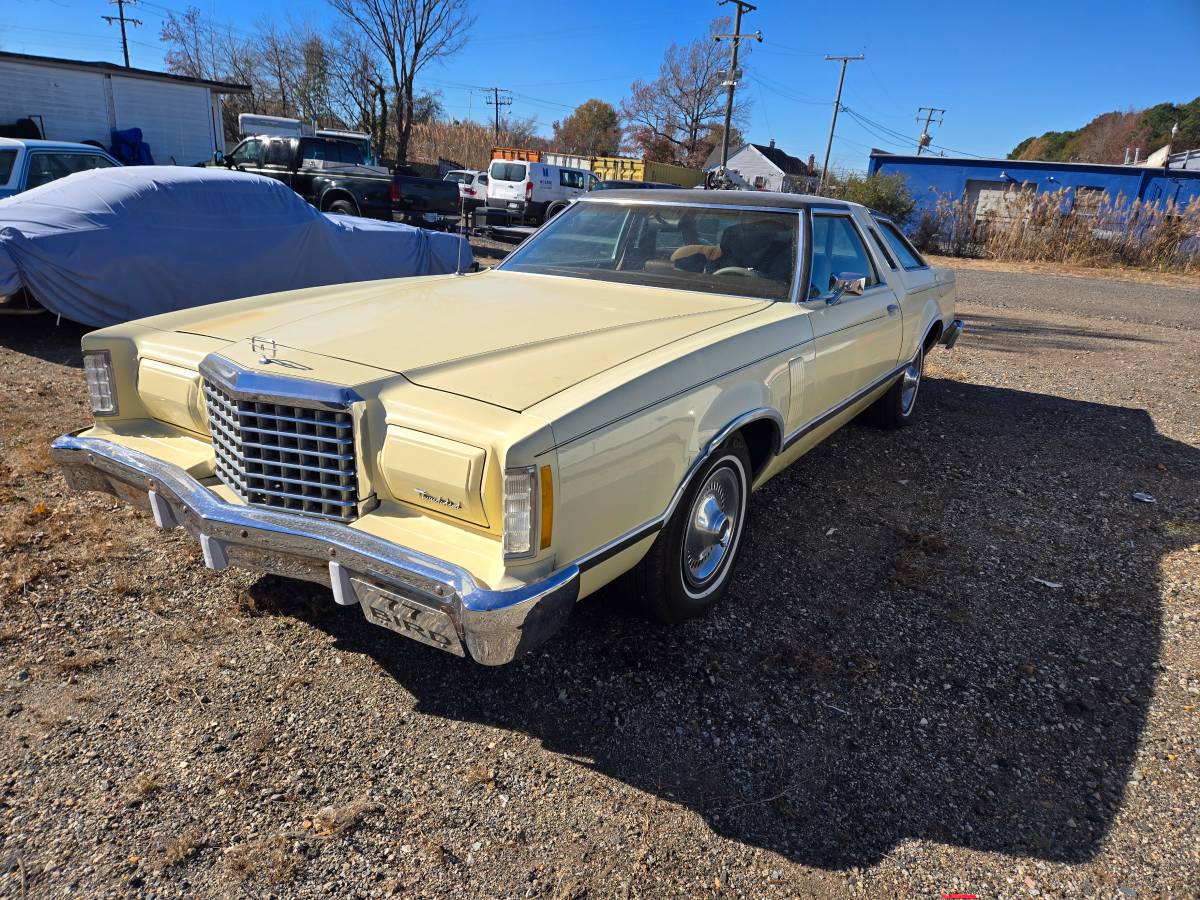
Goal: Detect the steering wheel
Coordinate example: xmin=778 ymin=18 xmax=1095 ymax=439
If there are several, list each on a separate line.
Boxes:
xmin=712 ymin=266 xmax=761 ymax=278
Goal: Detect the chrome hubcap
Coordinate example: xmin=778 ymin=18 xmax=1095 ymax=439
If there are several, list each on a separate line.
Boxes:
xmin=900 ymin=354 xmax=922 ymax=415
xmin=683 ymin=467 xmax=742 ymax=589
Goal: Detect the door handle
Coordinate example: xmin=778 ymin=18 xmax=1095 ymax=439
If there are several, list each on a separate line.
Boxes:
xmin=887 ymin=304 xmax=900 ymax=316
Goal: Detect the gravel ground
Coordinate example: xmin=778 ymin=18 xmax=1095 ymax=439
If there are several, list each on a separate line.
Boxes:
xmin=1 ymin=266 xmax=1198 ymax=898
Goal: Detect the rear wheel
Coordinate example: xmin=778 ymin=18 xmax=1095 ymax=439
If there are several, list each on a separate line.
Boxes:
xmin=865 ymin=345 xmax=924 ymax=429
xmin=327 ymin=199 xmax=359 ymax=217
xmin=633 ymin=435 xmax=751 ymax=623
xmin=544 ymin=202 xmax=567 ymax=222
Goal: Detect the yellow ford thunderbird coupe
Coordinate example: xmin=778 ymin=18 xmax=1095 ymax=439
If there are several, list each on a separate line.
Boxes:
xmin=53 ymin=191 xmax=962 ymax=665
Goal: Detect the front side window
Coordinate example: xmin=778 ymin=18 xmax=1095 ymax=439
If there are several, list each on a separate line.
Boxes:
xmin=499 ymin=202 xmax=799 ymax=301
xmin=876 ymin=219 xmax=926 ymax=269
xmin=228 ymin=139 xmax=262 ymax=167
xmin=0 ymin=150 xmax=17 ymax=185
xmin=25 ymin=152 xmax=118 ymax=190
xmin=490 ymin=161 xmax=528 ymax=182
xmin=808 ymin=215 xmax=879 ymax=300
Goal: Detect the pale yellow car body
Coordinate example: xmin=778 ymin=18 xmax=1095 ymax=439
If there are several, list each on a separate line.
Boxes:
xmin=56 ymin=194 xmax=958 ymax=663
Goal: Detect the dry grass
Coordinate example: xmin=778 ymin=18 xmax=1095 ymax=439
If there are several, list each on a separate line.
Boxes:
xmin=308 ymin=797 xmax=382 ymax=836
xmin=55 ymin=650 xmax=109 ymax=673
xmin=912 ymin=189 xmax=1200 ymax=274
xmin=224 ymin=834 xmax=300 ymax=884
xmin=0 ymin=622 xmax=23 ymax=644
xmin=925 ymin=253 xmax=1200 ymax=287
xmin=156 ymin=828 xmax=204 ymax=870
xmin=461 ymin=763 xmax=498 ymax=790
xmin=126 ymin=772 xmax=165 ymax=800
xmin=111 ymin=571 xmax=139 ymax=597
xmin=406 ymin=119 xmax=547 ymax=172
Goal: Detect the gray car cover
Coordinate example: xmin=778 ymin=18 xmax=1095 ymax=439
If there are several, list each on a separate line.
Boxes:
xmin=0 ymin=166 xmax=473 ymax=327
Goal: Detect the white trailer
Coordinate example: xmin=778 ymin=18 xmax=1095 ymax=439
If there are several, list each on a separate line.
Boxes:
xmin=0 ymin=51 xmax=250 ymax=166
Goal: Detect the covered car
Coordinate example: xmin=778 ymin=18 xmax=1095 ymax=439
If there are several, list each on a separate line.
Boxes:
xmin=0 ymin=166 xmax=472 ymax=327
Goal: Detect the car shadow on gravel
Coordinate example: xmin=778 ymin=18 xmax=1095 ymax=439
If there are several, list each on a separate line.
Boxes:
xmin=250 ymin=375 xmax=1199 ymax=870
xmin=961 ymin=312 xmax=1161 ymax=354
xmin=0 ymin=314 xmax=88 ymax=367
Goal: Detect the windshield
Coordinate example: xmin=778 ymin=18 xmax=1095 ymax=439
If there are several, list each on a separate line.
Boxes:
xmin=490 ymin=161 xmax=528 ymax=182
xmin=498 ymin=201 xmax=799 ymax=301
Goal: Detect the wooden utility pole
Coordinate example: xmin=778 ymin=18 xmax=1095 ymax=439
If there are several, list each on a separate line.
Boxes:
xmin=483 ymin=87 xmax=512 ymax=141
xmin=916 ymin=106 xmax=945 ymax=155
xmin=714 ymin=0 xmax=762 ymax=168
xmin=101 ymin=0 xmax=142 ymax=68
xmin=819 ymin=54 xmax=863 ymax=191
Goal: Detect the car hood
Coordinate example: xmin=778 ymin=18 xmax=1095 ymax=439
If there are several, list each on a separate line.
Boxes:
xmin=181 ymin=271 xmax=765 ymax=411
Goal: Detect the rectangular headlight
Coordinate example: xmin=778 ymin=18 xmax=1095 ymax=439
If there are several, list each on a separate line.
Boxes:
xmin=503 ymin=466 xmax=537 ymax=558
xmin=83 ymin=350 xmax=118 ymax=416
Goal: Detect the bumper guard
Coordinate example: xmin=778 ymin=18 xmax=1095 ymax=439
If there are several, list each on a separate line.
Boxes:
xmin=51 ymin=433 xmax=578 ymax=665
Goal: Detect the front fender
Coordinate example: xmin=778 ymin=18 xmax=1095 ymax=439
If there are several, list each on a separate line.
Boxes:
xmin=549 ymin=342 xmax=791 ymax=586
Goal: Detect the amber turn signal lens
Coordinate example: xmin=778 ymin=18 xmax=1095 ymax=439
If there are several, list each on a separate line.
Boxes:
xmin=539 ymin=465 xmax=554 ymax=550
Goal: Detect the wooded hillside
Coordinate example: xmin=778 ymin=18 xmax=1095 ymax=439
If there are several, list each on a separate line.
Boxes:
xmin=1009 ymin=97 xmax=1199 ymax=163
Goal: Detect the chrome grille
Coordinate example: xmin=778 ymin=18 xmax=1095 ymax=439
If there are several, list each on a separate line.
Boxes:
xmin=203 ymin=379 xmax=359 ymax=522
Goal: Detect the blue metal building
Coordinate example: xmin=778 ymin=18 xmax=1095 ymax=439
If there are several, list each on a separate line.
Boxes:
xmin=867 ymin=150 xmax=1200 ymax=218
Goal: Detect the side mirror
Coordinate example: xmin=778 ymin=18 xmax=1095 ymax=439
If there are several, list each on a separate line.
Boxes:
xmin=827 ymin=271 xmax=867 ymax=304
xmin=214 ymin=150 xmax=224 ymax=165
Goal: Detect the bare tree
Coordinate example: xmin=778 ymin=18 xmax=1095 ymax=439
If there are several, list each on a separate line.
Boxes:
xmin=326 ymin=0 xmax=474 ymax=163
xmin=328 ymin=27 xmax=391 ymax=153
xmin=620 ymin=17 xmax=750 ymax=167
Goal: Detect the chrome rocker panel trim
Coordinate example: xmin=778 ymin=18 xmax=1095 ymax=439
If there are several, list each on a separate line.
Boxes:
xmin=50 ymin=432 xmax=578 ymax=666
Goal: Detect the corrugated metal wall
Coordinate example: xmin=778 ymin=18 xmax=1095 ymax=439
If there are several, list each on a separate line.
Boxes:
xmin=0 ymin=58 xmax=224 ymax=164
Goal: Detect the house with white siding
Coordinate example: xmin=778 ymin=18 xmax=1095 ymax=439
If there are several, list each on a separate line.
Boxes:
xmin=0 ymin=51 xmax=250 ymax=166
xmin=704 ymin=140 xmax=815 ymax=192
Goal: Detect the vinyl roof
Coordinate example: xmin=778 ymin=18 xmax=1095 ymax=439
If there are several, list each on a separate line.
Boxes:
xmin=578 ymin=189 xmax=845 ymax=209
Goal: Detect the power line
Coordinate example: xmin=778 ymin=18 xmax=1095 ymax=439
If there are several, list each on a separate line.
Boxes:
xmin=713 ymin=0 xmax=762 ymax=168
xmin=100 ymin=0 xmax=141 ymax=67
xmin=819 ymin=54 xmax=863 ymax=190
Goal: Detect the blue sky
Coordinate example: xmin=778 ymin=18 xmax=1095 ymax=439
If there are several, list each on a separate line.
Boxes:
xmin=4 ymin=0 xmax=1198 ymax=170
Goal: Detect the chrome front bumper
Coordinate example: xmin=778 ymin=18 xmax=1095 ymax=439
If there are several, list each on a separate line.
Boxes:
xmin=51 ymin=433 xmax=579 ymax=665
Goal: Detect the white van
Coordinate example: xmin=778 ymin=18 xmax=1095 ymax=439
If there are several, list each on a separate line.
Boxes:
xmin=485 ymin=159 xmax=590 ymax=223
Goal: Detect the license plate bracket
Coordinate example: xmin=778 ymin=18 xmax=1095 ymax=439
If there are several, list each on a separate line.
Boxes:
xmin=353 ymin=578 xmax=464 ymax=656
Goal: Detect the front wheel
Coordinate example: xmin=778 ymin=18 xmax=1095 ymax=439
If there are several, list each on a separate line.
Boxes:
xmin=865 ymin=345 xmax=924 ymax=429
xmin=633 ymin=435 xmax=751 ymax=623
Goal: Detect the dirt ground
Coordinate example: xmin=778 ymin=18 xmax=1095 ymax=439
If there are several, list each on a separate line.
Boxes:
xmin=0 ymin=266 xmax=1197 ymax=898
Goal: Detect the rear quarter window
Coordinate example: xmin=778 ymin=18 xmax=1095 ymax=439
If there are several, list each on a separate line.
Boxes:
xmin=877 ymin=220 xmax=926 ymax=269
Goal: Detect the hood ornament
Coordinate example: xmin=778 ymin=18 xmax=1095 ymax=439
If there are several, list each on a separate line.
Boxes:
xmin=251 ymin=336 xmax=278 ymax=365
